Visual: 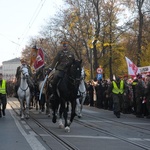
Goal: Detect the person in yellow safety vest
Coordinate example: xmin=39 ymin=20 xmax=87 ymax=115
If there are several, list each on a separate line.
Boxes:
xmin=0 ymin=73 xmax=7 ymax=117
xmin=107 ymin=76 xmax=127 ymax=118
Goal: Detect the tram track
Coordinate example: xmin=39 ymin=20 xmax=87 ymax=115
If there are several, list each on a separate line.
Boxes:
xmin=81 ymin=109 xmax=150 ymax=132
xmin=74 ymin=115 xmax=150 ymax=150
xmin=8 ymin=98 xmax=150 ymax=150
xmin=8 ymin=99 xmax=80 ymax=150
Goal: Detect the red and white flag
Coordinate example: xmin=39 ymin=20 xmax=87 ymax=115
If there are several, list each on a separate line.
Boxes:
xmin=125 ymin=56 xmax=139 ymax=77
xmin=33 ymin=48 xmax=45 ymax=70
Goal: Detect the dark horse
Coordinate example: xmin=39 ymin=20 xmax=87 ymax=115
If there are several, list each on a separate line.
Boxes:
xmin=50 ymin=59 xmax=82 ymax=132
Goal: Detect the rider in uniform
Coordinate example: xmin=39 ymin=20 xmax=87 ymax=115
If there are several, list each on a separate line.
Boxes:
xmin=14 ymin=57 xmax=33 ymax=98
xmin=47 ymin=41 xmax=75 ymax=101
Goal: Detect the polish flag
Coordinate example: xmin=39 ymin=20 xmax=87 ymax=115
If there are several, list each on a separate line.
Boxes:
xmin=33 ymin=48 xmax=45 ymax=70
xmin=125 ymin=56 xmax=139 ymax=77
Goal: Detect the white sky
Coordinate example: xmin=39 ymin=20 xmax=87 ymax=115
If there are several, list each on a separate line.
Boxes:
xmin=0 ymin=0 xmax=64 ymax=65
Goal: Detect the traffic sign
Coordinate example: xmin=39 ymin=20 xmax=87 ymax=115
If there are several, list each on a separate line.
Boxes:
xmin=97 ymin=74 xmax=103 ymax=80
xmin=97 ymin=67 xmax=103 ymax=74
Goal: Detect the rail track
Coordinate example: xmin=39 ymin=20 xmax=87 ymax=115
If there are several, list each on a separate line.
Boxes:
xmin=8 ymin=98 xmax=150 ymax=150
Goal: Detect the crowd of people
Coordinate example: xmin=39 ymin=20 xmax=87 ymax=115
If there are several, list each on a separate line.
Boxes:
xmin=2 ymin=41 xmax=150 ymax=120
xmin=85 ymin=74 xmax=150 ymax=118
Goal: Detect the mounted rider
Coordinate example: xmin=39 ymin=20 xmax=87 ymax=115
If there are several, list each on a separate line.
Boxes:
xmin=14 ymin=57 xmax=33 ymax=98
xmin=47 ymin=41 xmax=75 ymax=100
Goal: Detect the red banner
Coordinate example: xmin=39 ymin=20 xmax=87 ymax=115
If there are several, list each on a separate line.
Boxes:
xmin=33 ymin=48 xmax=45 ymax=70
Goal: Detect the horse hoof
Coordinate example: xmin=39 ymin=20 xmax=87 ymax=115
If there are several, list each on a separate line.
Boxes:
xmin=52 ymin=116 xmax=57 ymax=123
xmin=26 ymin=116 xmax=29 ymax=119
xmin=21 ymin=117 xmax=24 ymax=120
xmin=59 ymin=123 xmax=64 ymax=129
xmin=67 ymin=120 xmax=71 ymax=126
xmin=65 ymin=126 xmax=70 ymax=132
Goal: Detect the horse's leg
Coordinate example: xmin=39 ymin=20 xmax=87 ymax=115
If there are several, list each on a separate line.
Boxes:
xmin=36 ymin=96 xmax=39 ymax=110
xmin=38 ymin=94 xmax=45 ymax=113
xmin=39 ymin=96 xmax=42 ymax=113
xmin=46 ymin=96 xmax=51 ymax=117
xmin=80 ymin=93 xmax=86 ymax=118
xmin=51 ymin=97 xmax=59 ymax=123
xmin=76 ymin=97 xmax=81 ymax=118
xmin=20 ymin=99 xmax=24 ymax=119
xmin=69 ymin=100 xmax=77 ymax=125
xmin=58 ymin=105 xmax=64 ymax=128
xmin=25 ymin=96 xmax=30 ymax=119
xmin=30 ymin=94 xmax=33 ymax=108
xmin=41 ymin=94 xmax=45 ymax=112
xmin=61 ymin=100 xmax=70 ymax=132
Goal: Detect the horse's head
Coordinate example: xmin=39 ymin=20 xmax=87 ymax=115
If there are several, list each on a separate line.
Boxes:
xmin=21 ymin=65 xmax=29 ymax=78
xmin=68 ymin=59 xmax=82 ymax=84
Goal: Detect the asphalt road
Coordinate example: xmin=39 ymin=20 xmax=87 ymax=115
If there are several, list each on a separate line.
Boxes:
xmin=1 ymin=97 xmax=150 ymax=150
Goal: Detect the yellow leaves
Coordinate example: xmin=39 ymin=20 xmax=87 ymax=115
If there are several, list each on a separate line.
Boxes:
xmin=103 ymin=43 xmax=110 ymax=47
xmin=87 ymin=39 xmax=93 ymax=48
xmin=103 ymin=43 xmax=116 ymax=47
xmin=68 ymin=12 xmax=78 ymax=30
xmin=87 ymin=40 xmax=115 ymax=49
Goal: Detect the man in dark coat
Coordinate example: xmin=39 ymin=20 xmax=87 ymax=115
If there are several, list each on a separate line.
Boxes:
xmin=135 ymin=74 xmax=145 ymax=118
xmin=145 ymin=74 xmax=150 ymax=118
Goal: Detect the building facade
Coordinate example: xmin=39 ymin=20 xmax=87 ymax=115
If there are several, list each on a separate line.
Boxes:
xmin=2 ymin=58 xmax=21 ymax=81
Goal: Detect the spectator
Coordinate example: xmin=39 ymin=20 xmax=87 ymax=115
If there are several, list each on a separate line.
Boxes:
xmin=0 ymin=73 xmax=7 ymax=117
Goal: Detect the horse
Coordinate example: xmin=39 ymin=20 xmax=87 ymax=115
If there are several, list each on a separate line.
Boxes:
xmin=50 ymin=60 xmax=82 ymax=132
xmin=33 ymin=68 xmax=48 ymax=114
xmin=76 ymin=67 xmax=87 ymax=118
xmin=17 ymin=65 xmax=31 ymax=119
xmin=38 ymin=80 xmax=46 ymax=112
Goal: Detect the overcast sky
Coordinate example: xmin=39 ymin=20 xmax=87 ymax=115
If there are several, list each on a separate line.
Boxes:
xmin=0 ymin=0 xmax=64 ymax=65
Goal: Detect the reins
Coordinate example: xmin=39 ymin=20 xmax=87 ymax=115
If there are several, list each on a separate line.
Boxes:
xmin=19 ymin=67 xmax=30 ymax=92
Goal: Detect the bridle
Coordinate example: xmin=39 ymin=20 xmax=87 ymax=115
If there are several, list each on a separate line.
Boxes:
xmin=19 ymin=66 xmax=29 ymax=91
